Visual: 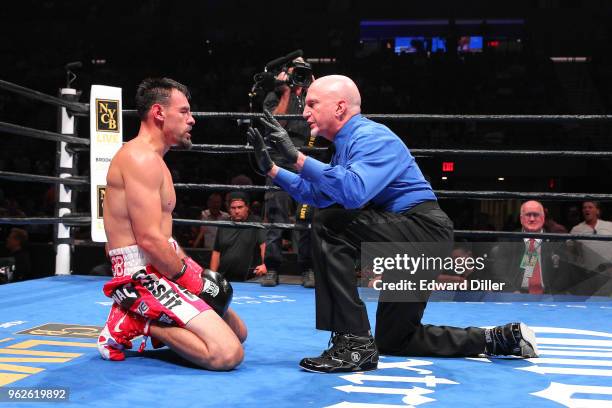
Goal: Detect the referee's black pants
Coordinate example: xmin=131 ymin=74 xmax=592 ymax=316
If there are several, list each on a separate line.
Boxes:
xmin=311 ymin=201 xmax=486 ymax=357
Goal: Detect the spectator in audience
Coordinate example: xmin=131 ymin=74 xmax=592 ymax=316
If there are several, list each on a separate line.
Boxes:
xmin=437 ymin=242 xmax=490 ymax=285
xmin=564 ymin=205 xmax=581 ymax=232
xmin=250 ymin=200 xmax=263 ymax=218
xmin=230 ymin=174 xmax=254 ymax=186
xmin=5 ymin=197 xmax=25 ymax=217
xmin=193 ymin=193 xmax=230 ymax=250
xmin=209 ymin=192 xmax=267 ymax=282
xmin=569 ymin=201 xmax=612 ymax=273
xmin=490 ymin=200 xmax=570 ymax=294
xmin=544 ymin=206 xmax=568 ymax=233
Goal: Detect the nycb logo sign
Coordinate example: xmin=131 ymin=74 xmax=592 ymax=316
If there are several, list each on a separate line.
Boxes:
xmin=96 ymin=99 xmax=120 ymax=132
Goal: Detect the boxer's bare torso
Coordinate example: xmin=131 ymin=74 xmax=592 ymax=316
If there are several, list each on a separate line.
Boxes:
xmin=104 ymin=138 xmax=175 ymax=250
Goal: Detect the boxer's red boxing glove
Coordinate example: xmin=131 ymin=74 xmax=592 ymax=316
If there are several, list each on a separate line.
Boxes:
xmin=173 ymin=257 xmax=204 ymax=295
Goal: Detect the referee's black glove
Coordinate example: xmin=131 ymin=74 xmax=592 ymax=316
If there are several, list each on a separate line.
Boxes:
xmin=247 ymin=127 xmax=274 ymax=173
xmin=260 ymin=109 xmax=299 ymax=164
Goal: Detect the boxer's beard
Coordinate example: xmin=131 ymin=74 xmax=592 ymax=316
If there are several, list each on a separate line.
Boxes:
xmin=177 ymin=134 xmax=193 ymax=150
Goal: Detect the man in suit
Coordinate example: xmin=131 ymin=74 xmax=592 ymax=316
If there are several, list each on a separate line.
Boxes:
xmin=490 ymin=200 xmax=570 ymax=294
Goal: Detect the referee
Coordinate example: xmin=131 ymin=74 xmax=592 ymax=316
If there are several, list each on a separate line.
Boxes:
xmin=248 ymin=74 xmax=539 ymax=373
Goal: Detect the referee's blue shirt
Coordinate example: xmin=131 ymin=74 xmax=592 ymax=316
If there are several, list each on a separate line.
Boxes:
xmin=274 ymin=114 xmax=436 ymax=213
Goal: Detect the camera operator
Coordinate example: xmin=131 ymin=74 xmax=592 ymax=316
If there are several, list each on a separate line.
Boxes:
xmin=260 ymin=57 xmax=318 ymax=287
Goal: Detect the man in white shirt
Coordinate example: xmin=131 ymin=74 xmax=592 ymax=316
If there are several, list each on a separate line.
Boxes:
xmin=569 ymin=201 xmax=612 ymax=273
xmin=193 ymin=193 xmax=230 ymax=250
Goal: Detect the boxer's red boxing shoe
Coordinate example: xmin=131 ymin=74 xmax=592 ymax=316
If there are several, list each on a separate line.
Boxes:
xmin=98 ymin=303 xmax=150 ymax=361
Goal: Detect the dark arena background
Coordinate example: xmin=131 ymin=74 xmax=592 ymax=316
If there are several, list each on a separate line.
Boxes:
xmin=0 ymin=1 xmax=611 ymax=407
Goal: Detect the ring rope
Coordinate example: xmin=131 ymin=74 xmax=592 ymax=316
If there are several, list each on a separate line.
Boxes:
xmin=0 ymin=171 xmax=88 ymax=186
xmin=173 ymin=218 xmax=309 ymax=231
xmin=3 ymin=172 xmax=609 ymax=202
xmin=122 ymin=110 xmax=612 ymax=122
xmin=4 ymin=133 xmax=609 ymax=160
xmin=173 ymin=183 xmax=612 ymax=201
xmin=0 ymin=216 xmax=90 ymax=226
xmin=174 ymin=183 xmax=275 ymax=192
xmin=454 ymin=230 xmax=612 ymax=242
xmin=0 ymin=79 xmax=88 ymax=113
xmin=409 ymin=149 xmax=612 ymax=158
xmin=0 ymin=120 xmax=90 ymax=145
xmin=436 ymin=190 xmax=612 ymax=201
xmin=171 ymin=144 xmax=257 ymax=153
xmin=1 ymin=216 xmax=611 ymax=242
xmin=65 ymin=144 xmax=91 ymax=155
xmin=179 ymin=143 xmax=612 ymax=159
xmin=8 ymin=172 xmax=607 ymax=203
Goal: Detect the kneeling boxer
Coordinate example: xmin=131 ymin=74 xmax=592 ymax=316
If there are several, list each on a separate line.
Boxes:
xmin=100 ymin=240 xmax=245 ymax=361
xmin=98 ymin=77 xmax=247 ymax=370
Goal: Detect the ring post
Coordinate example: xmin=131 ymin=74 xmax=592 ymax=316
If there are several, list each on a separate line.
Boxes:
xmin=55 ymin=88 xmax=78 ymax=275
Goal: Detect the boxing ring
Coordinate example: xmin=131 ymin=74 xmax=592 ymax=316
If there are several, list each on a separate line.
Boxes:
xmin=0 ymin=277 xmax=611 ymax=407
xmin=1 ymin=79 xmax=612 ymax=407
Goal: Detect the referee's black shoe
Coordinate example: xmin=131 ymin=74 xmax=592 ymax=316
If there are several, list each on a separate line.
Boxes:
xmin=484 ymin=322 xmax=539 ymax=358
xmin=299 ymin=333 xmax=379 ymax=373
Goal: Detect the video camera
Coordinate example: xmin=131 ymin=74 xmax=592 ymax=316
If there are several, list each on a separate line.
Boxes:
xmin=250 ymin=50 xmax=313 ymax=99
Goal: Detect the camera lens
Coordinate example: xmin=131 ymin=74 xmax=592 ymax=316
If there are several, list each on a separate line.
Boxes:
xmin=291 ymin=67 xmax=312 ymax=87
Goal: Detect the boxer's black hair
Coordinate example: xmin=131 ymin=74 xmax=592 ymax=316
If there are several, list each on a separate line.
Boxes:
xmin=135 ymin=77 xmax=191 ymax=119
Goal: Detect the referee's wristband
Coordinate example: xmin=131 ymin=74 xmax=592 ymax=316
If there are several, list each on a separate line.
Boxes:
xmin=172 ymin=259 xmax=187 ymax=281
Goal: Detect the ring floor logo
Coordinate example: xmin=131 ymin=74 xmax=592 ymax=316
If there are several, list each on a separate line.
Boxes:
xmin=520 ymin=327 xmax=612 ymax=407
xmin=0 ymin=322 xmax=96 ymax=387
xmin=326 ymin=327 xmax=612 ymax=408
